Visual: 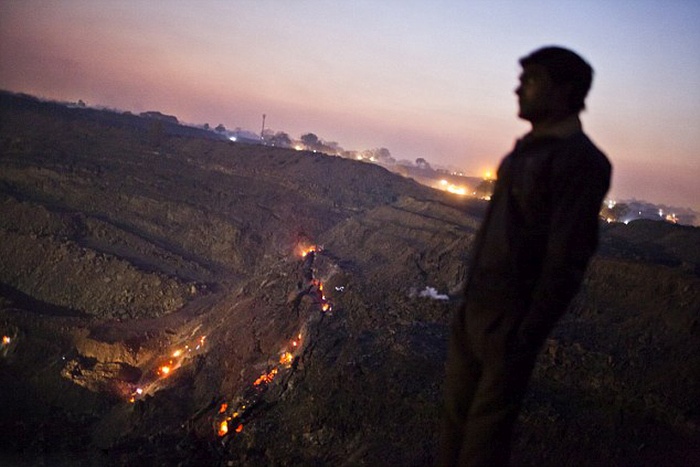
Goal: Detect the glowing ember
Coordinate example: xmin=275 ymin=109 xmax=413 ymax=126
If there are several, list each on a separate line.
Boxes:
xmin=218 ymin=420 xmax=229 ymax=436
xmin=279 ymin=352 xmax=294 ymax=366
xmin=159 ymin=365 xmax=171 ymax=376
xmin=219 ymin=403 xmax=228 ymax=414
xmin=235 ymin=424 xmax=244 ymax=433
xmin=172 ymin=349 xmax=182 ymax=358
xmin=2 ymin=336 xmax=10 ymax=345
xmin=298 ymin=244 xmax=322 ymax=258
xmin=253 ymin=368 xmax=278 ymax=386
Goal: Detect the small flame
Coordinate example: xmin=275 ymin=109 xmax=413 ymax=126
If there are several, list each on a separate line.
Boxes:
xmin=298 ymin=244 xmax=322 ymax=258
xmin=235 ymin=424 xmax=244 ymax=433
xmin=159 ymin=365 xmax=171 ymax=376
xmin=301 ymin=247 xmax=316 ymax=258
xmin=219 ymin=403 xmax=228 ymax=414
xmin=2 ymin=336 xmax=10 ymax=345
xmin=253 ymin=368 xmax=278 ymax=386
xmin=218 ymin=420 xmax=229 ymax=436
xmin=172 ymin=349 xmax=182 ymax=358
xmin=280 ymin=352 xmax=294 ymax=366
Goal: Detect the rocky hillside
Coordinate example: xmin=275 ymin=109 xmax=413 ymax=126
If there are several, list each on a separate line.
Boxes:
xmin=0 ymin=92 xmax=698 ymax=465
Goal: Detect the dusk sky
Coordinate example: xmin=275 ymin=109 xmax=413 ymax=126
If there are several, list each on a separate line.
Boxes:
xmin=1 ymin=1 xmax=699 ymax=211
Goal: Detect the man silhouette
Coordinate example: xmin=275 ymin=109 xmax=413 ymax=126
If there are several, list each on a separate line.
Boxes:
xmin=439 ymin=46 xmax=612 ymax=466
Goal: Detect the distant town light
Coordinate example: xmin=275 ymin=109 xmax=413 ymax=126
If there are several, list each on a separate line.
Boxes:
xmin=229 ymin=136 xmax=237 ymax=142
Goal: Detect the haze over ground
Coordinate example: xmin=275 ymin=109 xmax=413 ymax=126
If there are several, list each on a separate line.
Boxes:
xmin=1 ymin=0 xmax=698 ymax=211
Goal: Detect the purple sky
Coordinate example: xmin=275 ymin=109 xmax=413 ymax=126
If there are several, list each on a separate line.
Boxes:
xmin=1 ymin=1 xmax=699 ymax=211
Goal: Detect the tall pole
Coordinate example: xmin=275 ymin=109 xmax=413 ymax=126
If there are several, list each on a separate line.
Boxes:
xmin=261 ymin=113 xmax=266 ymax=142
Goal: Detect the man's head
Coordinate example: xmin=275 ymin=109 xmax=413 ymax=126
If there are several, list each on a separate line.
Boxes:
xmin=516 ymin=46 xmax=593 ymax=124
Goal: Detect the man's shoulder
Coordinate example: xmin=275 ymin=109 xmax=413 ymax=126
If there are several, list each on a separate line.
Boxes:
xmin=559 ymin=132 xmax=611 ymax=172
xmin=510 ymin=131 xmax=611 ymax=173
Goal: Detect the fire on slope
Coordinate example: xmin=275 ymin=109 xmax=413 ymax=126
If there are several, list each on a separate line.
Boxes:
xmin=215 ymin=331 xmax=304 ymax=437
xmin=124 ymin=242 xmax=332 ymax=413
xmin=297 ymin=244 xmax=333 ymax=313
xmin=1 ymin=331 xmax=16 ymax=358
xmin=215 ymin=243 xmax=334 ymax=439
xmin=51 ymin=240 xmax=336 ymax=443
xmin=127 ymin=334 xmax=208 ymax=403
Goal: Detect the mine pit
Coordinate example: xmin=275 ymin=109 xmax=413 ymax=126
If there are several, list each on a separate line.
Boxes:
xmin=1 ymin=93 xmax=698 ymax=465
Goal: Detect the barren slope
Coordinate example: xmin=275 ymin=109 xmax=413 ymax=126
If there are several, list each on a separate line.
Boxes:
xmin=1 ymin=92 xmax=698 ymax=466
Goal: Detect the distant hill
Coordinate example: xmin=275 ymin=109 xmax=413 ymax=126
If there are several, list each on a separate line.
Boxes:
xmin=0 ymin=90 xmax=227 ymax=144
xmin=0 ymin=91 xmax=698 ymax=466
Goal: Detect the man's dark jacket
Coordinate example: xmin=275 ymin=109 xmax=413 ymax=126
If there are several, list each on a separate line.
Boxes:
xmin=466 ymin=131 xmax=612 ymax=345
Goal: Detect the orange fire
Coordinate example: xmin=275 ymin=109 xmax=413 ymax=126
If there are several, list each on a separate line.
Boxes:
xmin=2 ymin=336 xmax=10 ymax=345
xmin=235 ymin=423 xmax=244 ymax=433
xmin=279 ymin=351 xmax=294 ymax=366
xmin=219 ymin=403 xmax=228 ymax=414
xmin=298 ymin=244 xmax=322 ymax=258
xmin=159 ymin=365 xmax=171 ymax=376
xmin=218 ymin=420 xmax=229 ymax=436
xmin=253 ymin=368 xmax=278 ymax=386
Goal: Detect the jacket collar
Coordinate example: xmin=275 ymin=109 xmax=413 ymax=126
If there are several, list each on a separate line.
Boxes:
xmin=525 ymin=115 xmax=582 ymax=141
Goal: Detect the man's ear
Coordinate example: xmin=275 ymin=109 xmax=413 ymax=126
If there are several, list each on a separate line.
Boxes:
xmin=555 ymin=82 xmax=575 ymax=112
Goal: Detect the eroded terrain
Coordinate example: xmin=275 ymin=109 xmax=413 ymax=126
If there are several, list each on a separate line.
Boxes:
xmin=1 ymin=92 xmax=698 ymax=465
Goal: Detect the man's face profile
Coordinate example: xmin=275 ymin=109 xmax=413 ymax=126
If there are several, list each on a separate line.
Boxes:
xmin=515 ymin=64 xmax=569 ymax=124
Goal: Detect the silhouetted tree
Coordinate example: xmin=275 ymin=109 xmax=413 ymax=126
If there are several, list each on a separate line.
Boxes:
xmin=301 ymin=133 xmax=320 ymax=148
xmin=215 ymin=124 xmax=226 ymax=133
xmin=416 ymin=158 xmax=431 ymax=169
xmin=268 ymin=131 xmax=292 ymax=148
